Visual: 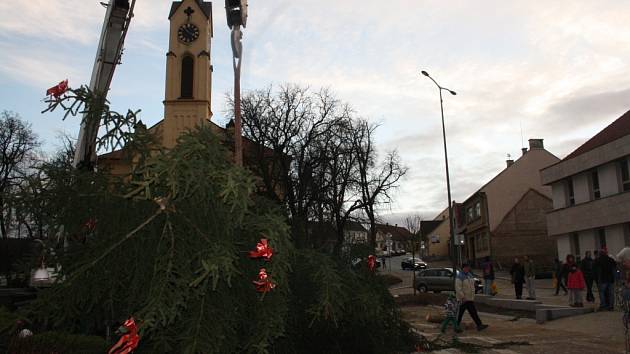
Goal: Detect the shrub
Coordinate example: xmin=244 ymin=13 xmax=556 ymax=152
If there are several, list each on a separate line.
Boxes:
xmin=7 ymin=331 xmax=108 ymax=354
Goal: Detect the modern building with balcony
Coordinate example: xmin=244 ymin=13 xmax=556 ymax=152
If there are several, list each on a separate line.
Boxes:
xmin=541 ymin=110 xmax=630 ymax=261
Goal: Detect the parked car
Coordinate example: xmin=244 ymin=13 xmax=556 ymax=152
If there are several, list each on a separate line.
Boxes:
xmin=400 ymin=257 xmax=428 ymax=270
xmin=414 ymin=268 xmax=483 ymax=293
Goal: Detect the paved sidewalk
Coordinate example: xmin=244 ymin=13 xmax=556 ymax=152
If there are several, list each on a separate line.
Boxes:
xmin=403 ymin=305 xmax=625 ymax=353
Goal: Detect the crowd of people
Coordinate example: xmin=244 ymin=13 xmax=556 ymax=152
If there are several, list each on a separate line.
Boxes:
xmin=551 ymin=248 xmax=619 ymax=309
xmin=494 ymin=247 xmax=623 ymax=309
xmin=439 ymin=247 xmax=630 ymax=335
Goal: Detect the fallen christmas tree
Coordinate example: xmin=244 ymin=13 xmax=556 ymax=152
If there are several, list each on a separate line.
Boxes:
xmin=15 ymin=85 xmax=417 ymax=353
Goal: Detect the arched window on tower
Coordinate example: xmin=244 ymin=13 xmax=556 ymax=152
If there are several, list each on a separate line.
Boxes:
xmin=181 ymin=55 xmax=194 ymax=98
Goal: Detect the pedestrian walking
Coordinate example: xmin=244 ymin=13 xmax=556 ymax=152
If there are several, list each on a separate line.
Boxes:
xmin=596 ymin=248 xmax=617 ymax=311
xmin=524 ymin=255 xmax=536 ymax=300
xmin=381 ymin=256 xmax=386 ymax=270
xmin=581 ymin=251 xmax=595 ymax=302
xmin=553 ymin=257 xmax=568 ymax=295
xmin=510 ymin=257 xmax=525 ymax=300
xmin=455 ymin=263 xmax=488 ymax=332
xmin=567 ymin=263 xmax=586 ymax=307
xmin=440 ymin=294 xmax=461 ymax=334
xmin=481 ymin=256 xmax=495 ymax=295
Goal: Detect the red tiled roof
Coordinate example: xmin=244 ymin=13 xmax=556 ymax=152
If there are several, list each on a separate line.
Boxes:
xmin=563 ymin=109 xmax=630 ymax=161
xmin=375 ymin=224 xmax=414 ymax=241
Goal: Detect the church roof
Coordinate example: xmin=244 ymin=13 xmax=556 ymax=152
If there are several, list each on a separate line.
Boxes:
xmin=169 ymin=0 xmax=212 ymax=20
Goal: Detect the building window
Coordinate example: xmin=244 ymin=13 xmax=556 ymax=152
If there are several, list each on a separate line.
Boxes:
xmin=467 ymin=207 xmax=473 ymax=223
xmin=591 ymin=170 xmax=600 ymax=199
xmin=475 ymin=202 xmax=481 ymax=219
xmin=598 ymin=228 xmax=607 ymax=249
xmin=624 ymin=223 xmax=630 ymax=246
xmin=620 ymin=158 xmax=630 ymax=192
xmin=181 ymin=55 xmax=194 ymax=98
xmin=566 ymin=178 xmax=575 ymax=206
xmin=570 ymin=233 xmax=580 ymax=257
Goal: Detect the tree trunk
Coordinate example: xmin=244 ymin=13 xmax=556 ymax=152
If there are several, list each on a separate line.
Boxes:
xmin=0 ymin=199 xmax=7 ymax=239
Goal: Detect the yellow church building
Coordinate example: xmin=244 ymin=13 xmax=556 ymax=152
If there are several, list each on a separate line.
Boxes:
xmin=100 ymin=0 xmax=250 ymax=174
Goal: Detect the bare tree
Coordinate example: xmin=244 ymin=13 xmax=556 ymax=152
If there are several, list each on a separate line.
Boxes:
xmin=0 ymin=111 xmax=39 ymax=238
xmin=233 ymin=86 xmax=406 ymax=253
xmin=231 ymin=85 xmax=351 ymax=247
xmin=404 ymin=214 xmax=423 ymax=253
xmin=353 ymin=119 xmax=407 ymax=249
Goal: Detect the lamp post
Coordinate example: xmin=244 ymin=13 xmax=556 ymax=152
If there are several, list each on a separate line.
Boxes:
xmin=421 ymin=70 xmax=458 ymax=287
xmin=225 ymin=0 xmax=248 ymax=166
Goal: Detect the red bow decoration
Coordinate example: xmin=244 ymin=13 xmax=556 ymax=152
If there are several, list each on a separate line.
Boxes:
xmin=249 ymin=238 xmax=273 ymax=261
xmin=108 ymin=317 xmax=140 ymax=354
xmin=252 ymin=268 xmax=276 ymax=293
xmin=46 ymin=79 xmax=69 ymax=98
xmin=367 ymin=255 xmax=376 ymax=271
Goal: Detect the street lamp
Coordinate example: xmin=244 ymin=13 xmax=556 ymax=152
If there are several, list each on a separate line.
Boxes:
xmin=225 ymin=0 xmax=248 ymax=166
xmin=420 ymin=70 xmax=458 ymax=287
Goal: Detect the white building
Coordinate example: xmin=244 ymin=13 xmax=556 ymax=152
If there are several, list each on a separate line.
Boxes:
xmin=541 ymin=110 xmax=630 ymax=261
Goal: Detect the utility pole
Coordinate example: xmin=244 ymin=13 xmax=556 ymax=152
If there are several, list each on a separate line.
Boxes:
xmin=420 ymin=70 xmax=458 ymax=287
xmin=225 ymin=0 xmax=248 ymax=166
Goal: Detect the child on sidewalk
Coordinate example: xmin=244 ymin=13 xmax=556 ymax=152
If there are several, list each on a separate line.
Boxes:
xmin=440 ymin=294 xmax=461 ymax=333
xmin=567 ymin=264 xmax=586 ymax=307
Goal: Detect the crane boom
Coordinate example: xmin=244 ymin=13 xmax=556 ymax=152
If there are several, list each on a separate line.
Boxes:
xmin=73 ymin=0 xmax=136 ymax=168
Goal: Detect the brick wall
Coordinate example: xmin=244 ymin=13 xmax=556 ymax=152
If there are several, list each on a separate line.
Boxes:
xmin=491 ymin=189 xmax=557 ymax=270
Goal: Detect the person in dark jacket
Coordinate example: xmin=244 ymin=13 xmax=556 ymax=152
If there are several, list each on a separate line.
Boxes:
xmin=580 ymin=251 xmax=595 ymax=302
xmin=595 ymin=248 xmax=617 ymax=310
xmin=553 ymin=257 xmax=568 ymax=295
xmin=510 ymin=257 xmax=525 ymax=299
xmin=481 ymin=256 xmax=495 ymax=295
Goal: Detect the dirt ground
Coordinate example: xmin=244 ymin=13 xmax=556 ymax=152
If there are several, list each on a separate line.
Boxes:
xmin=402 ymin=305 xmax=626 ymax=353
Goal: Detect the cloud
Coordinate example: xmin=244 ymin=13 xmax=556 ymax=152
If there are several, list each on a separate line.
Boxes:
xmin=548 ymin=87 xmax=630 ymax=124
xmin=0 ymin=41 xmax=88 ymax=89
xmin=0 ymin=1 xmax=103 ymax=44
xmin=3 ymin=0 xmax=630 ymax=221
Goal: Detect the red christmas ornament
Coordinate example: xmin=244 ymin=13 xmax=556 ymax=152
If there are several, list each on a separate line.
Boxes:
xmin=108 ymin=317 xmax=140 ymax=354
xmin=46 ymin=79 xmax=69 ymax=98
xmin=367 ymin=255 xmax=376 ymax=271
xmin=249 ymin=238 xmax=273 ymax=261
xmin=252 ymin=268 xmax=276 ymax=293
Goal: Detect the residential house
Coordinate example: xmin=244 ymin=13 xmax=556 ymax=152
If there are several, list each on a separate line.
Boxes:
xmin=374 ymin=224 xmax=413 ymax=254
xmin=541 ymin=110 xmax=630 ymax=261
xmin=307 ymin=221 xmax=368 ymax=252
xmin=344 ymin=221 xmax=368 ymax=244
xmin=421 ymin=208 xmax=451 ymax=259
xmin=455 ymin=139 xmax=560 ymax=267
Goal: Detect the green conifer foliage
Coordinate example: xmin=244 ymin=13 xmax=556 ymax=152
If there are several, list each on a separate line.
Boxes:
xmin=26 ymin=87 xmax=416 ymax=354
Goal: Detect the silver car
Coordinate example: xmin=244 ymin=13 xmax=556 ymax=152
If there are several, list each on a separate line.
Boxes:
xmin=414 ymin=267 xmax=483 ymax=293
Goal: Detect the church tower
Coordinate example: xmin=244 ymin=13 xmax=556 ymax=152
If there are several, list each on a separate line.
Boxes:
xmin=163 ymin=0 xmax=213 ymax=148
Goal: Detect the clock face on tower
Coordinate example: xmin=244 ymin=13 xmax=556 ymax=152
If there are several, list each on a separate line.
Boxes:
xmin=178 ymin=23 xmax=200 ymax=44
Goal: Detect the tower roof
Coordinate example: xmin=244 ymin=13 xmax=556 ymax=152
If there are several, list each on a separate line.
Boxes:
xmin=169 ymin=0 xmax=212 ymax=20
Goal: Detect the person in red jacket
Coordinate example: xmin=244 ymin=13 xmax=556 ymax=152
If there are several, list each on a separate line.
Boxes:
xmin=567 ymin=264 xmax=586 ymax=307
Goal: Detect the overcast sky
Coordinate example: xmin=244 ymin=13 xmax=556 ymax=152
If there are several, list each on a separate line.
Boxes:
xmin=1 ymin=1 xmax=629 ymax=223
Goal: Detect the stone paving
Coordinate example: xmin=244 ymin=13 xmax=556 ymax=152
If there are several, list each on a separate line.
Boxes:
xmin=403 ymin=305 xmax=625 ymax=353
xmin=385 ymin=256 xmax=627 ymax=353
